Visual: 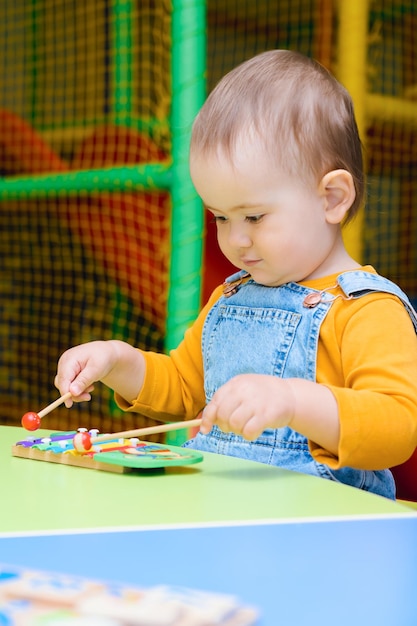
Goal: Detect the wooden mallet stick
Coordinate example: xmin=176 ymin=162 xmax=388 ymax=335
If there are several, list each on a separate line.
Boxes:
xmin=73 ymin=417 xmax=203 ymax=452
xmin=38 ymin=392 xmax=73 ymax=417
xmin=21 ymin=392 xmax=73 ymax=431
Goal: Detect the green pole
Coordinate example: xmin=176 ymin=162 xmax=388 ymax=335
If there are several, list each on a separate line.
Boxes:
xmin=108 ymin=0 xmax=134 ymax=420
xmin=165 ymin=0 xmax=206 ymax=445
xmin=111 ymin=0 xmax=134 ymax=126
xmin=30 ymin=1 xmax=40 ymax=126
xmin=166 ymin=0 xmax=206 ymax=352
xmin=0 ymin=164 xmax=171 ymax=200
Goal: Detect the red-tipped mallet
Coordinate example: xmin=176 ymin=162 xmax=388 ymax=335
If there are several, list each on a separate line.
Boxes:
xmin=73 ymin=417 xmax=203 ymax=452
xmin=21 ymin=392 xmax=73 ymax=431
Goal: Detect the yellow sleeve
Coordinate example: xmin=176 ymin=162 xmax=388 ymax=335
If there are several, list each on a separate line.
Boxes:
xmin=115 ymin=286 xmax=224 ymax=421
xmin=311 ymin=294 xmax=417 ymax=470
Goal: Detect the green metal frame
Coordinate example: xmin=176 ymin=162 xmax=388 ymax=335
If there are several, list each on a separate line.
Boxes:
xmin=168 ymin=0 xmax=206 ymax=350
xmin=111 ymin=0 xmax=134 ymax=128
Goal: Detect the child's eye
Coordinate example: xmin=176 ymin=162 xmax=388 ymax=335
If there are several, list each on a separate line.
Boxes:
xmin=211 ymin=215 xmax=228 ymax=223
xmin=245 ymin=215 xmax=264 ymax=223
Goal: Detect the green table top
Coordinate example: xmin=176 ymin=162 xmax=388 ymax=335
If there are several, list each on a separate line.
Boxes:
xmin=0 ymin=426 xmax=412 ymax=535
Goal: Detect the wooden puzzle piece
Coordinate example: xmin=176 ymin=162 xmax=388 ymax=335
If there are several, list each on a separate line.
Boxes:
xmin=0 ymin=564 xmax=259 ymax=625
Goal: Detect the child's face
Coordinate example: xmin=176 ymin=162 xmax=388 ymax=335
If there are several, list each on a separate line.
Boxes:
xmin=190 ymin=147 xmax=342 ymax=286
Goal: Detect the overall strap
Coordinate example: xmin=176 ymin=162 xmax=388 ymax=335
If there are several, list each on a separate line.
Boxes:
xmin=337 ymin=271 xmax=417 ymax=333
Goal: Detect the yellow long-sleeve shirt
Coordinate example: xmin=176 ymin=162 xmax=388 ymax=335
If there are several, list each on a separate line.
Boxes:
xmin=116 ymin=266 xmax=417 ymax=471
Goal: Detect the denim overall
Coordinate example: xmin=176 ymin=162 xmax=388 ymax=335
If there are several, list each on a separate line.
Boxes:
xmin=184 ymin=270 xmax=417 ymax=499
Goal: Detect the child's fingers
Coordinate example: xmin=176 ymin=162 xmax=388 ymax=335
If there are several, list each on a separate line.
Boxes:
xmin=67 ymin=385 xmax=95 ymax=406
xmin=240 ymin=415 xmax=264 ymax=441
xmin=200 ymin=402 xmax=218 ymax=434
xmin=54 ymin=364 xmax=96 ymax=403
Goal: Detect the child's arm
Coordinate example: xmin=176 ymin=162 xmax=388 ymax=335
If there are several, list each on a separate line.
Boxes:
xmin=55 ymin=286 xmax=224 ymax=415
xmin=55 ymin=340 xmax=146 ymax=407
xmin=202 ymin=293 xmax=417 ymax=469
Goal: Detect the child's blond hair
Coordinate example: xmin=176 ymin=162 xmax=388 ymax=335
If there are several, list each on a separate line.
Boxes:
xmin=190 ymin=49 xmax=364 ymax=222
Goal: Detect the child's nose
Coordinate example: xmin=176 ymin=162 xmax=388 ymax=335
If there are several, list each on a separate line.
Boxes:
xmin=227 ymin=223 xmax=252 ymax=248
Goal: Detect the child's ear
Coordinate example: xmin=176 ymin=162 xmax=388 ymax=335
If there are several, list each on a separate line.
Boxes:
xmin=319 ymin=169 xmax=356 ymax=224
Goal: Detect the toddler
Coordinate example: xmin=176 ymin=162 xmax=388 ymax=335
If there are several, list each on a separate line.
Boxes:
xmin=55 ymin=50 xmax=417 ymax=499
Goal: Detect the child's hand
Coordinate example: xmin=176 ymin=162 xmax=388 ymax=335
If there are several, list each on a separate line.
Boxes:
xmin=200 ymin=374 xmax=296 ymax=440
xmin=54 ymin=341 xmax=120 ymax=406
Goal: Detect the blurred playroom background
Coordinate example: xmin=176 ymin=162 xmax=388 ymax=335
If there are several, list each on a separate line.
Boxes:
xmin=0 ymin=0 xmax=416 ymax=437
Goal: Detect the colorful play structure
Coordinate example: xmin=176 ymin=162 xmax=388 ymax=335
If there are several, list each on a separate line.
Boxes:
xmin=0 ymin=1 xmax=416 ymax=500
